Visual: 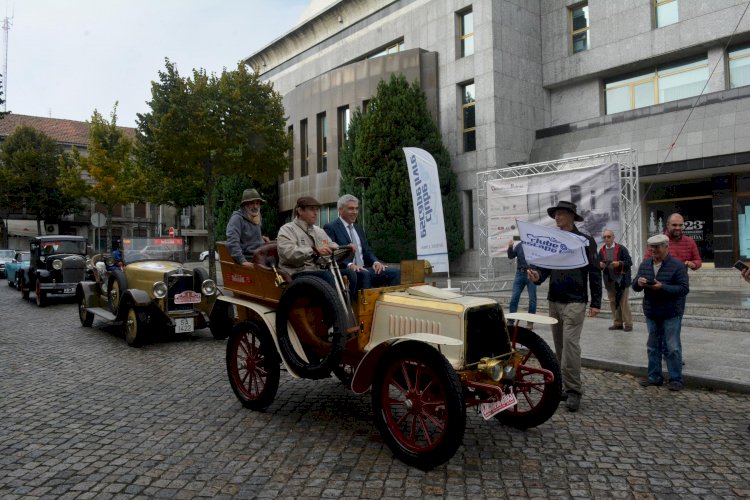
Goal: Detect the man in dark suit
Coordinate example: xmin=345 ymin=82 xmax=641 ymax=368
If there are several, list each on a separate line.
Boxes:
xmin=324 ymin=194 xmax=400 ymax=290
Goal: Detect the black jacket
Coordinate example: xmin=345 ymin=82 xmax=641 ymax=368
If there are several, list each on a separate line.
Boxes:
xmin=632 ymin=254 xmax=689 ymax=320
xmin=534 ymin=226 xmax=602 ymax=308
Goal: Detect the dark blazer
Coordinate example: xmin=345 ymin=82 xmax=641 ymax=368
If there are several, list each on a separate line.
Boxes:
xmin=324 ymin=218 xmax=379 ymax=267
xmin=632 ymin=254 xmax=689 ymax=320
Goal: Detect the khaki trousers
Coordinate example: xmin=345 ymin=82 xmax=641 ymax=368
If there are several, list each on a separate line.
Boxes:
xmin=605 ymin=283 xmax=632 ymax=328
xmin=549 ymin=301 xmax=586 ymax=395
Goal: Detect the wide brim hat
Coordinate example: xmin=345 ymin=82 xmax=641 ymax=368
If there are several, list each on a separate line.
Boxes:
xmin=547 ymin=200 xmax=583 ymax=222
xmin=295 ymin=196 xmax=322 ymax=208
xmin=240 ymin=188 xmax=265 ymax=205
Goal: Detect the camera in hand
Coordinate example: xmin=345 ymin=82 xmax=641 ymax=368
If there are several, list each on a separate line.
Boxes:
xmin=734 ymin=260 xmax=748 ymax=272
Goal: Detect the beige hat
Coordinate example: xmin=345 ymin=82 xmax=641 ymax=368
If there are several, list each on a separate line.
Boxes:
xmin=240 ymin=188 xmax=265 ymax=206
xmin=647 ymin=234 xmax=669 ymax=246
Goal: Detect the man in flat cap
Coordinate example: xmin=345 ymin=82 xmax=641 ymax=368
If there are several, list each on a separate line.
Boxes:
xmin=226 ymin=188 xmax=271 ymax=267
xmin=277 ymin=196 xmax=357 ymax=301
xmin=633 ymin=233 xmax=690 ymax=391
xmin=527 ymin=200 xmax=602 ymax=412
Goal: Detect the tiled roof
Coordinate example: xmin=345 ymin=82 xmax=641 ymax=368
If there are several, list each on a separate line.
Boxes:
xmin=0 ymin=113 xmax=136 ymax=147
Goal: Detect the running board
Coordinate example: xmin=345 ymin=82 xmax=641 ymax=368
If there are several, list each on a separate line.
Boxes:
xmin=87 ymin=307 xmax=117 ymax=321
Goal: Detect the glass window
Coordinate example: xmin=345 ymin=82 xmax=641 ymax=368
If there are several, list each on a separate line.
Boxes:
xmin=655 ymin=0 xmax=678 ymax=28
xmin=337 ymin=106 xmax=350 ymax=149
xmin=317 ymin=112 xmax=327 ymax=173
xmin=729 ymin=44 xmax=750 ymax=89
xmin=366 ymin=40 xmax=404 ymax=59
xmin=362 ymin=100 xmax=370 ymax=114
xmin=300 ymin=119 xmax=309 ymax=177
xmin=461 ymin=82 xmax=476 ymax=153
xmin=459 ymin=10 xmax=474 ymax=58
xmin=570 ymin=4 xmax=590 ymax=53
xmin=134 ymin=203 xmax=147 ymax=218
xmin=605 ymin=56 xmax=707 ymax=114
xmin=287 ymin=125 xmax=294 ymax=180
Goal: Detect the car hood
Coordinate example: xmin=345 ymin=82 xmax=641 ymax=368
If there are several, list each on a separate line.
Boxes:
xmin=123 ymin=261 xmax=191 ymax=290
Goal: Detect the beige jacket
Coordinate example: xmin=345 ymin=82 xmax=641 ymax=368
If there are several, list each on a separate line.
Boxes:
xmin=277 ymin=218 xmax=339 ymax=275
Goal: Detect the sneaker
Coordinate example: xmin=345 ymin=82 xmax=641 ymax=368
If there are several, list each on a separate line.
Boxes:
xmin=668 ymin=381 xmax=683 ymax=392
xmin=608 ymin=325 xmax=623 ymax=330
xmin=623 ymin=325 xmax=632 ymax=332
xmin=566 ymin=392 xmax=581 ymax=412
xmin=639 ymin=378 xmax=663 ymax=387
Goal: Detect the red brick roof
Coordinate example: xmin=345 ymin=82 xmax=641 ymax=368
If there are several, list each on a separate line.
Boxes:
xmin=0 ymin=113 xmax=136 ymax=147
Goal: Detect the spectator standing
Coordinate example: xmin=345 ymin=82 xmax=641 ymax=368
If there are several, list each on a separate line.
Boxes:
xmin=527 ymin=201 xmax=602 ymax=412
xmin=633 ymin=234 xmax=690 ymax=391
xmin=645 ymin=213 xmax=702 ymax=271
xmin=598 ymin=229 xmax=633 ymax=332
xmin=507 ymin=238 xmax=536 ymax=328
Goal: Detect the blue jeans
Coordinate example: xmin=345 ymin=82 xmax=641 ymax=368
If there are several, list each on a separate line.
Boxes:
xmin=509 ymin=270 xmax=537 ymax=314
xmin=645 ymin=316 xmax=683 ymax=385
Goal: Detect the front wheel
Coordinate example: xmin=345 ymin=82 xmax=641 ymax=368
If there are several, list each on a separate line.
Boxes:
xmin=372 ymin=341 xmax=466 ymax=470
xmin=495 ymin=327 xmax=561 ymax=430
xmin=226 ymin=321 xmax=280 ymax=410
xmin=35 ymin=280 xmax=46 ymax=307
xmin=124 ymin=305 xmax=145 ymax=347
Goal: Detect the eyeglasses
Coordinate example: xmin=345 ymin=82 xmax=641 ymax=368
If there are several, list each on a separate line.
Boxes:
xmin=603 ymin=235 xmax=613 ymax=239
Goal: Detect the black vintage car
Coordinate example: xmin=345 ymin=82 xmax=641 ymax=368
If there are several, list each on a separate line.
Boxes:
xmin=17 ymin=235 xmax=88 ymax=307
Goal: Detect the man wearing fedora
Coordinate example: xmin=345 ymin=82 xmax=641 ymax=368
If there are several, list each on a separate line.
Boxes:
xmin=226 ymin=188 xmax=271 ymax=267
xmin=528 ymin=200 xmax=602 ymax=412
xmin=277 ymin=196 xmax=357 ymax=302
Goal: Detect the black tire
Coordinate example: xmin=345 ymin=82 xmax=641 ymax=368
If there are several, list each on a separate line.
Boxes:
xmin=124 ymin=304 xmax=145 ymax=347
xmin=193 ymin=267 xmax=209 ymax=293
xmin=35 ymin=279 xmax=46 ymax=307
xmin=78 ymin=294 xmax=94 ymax=327
xmin=19 ymin=271 xmax=29 ymax=300
xmin=226 ymin=320 xmax=280 ymax=410
xmin=275 ymin=276 xmax=348 ymax=380
xmin=7 ymin=276 xmax=12 ymax=287
xmin=209 ymin=300 xmax=234 ymax=340
xmin=108 ymin=270 xmax=128 ymax=316
xmin=372 ymin=341 xmax=466 ymax=470
xmin=495 ymin=327 xmax=562 ymax=430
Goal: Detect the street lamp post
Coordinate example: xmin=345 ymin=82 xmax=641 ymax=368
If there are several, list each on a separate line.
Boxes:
xmin=355 ymin=176 xmax=371 ymax=232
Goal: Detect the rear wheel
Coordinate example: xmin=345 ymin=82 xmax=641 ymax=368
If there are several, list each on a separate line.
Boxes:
xmin=35 ymin=280 xmax=46 ymax=307
xmin=124 ymin=305 xmax=145 ymax=347
xmin=275 ymin=276 xmax=348 ymax=379
xmin=78 ymin=294 xmax=94 ymax=327
xmin=372 ymin=341 xmax=466 ymax=470
xmin=226 ymin=321 xmax=280 ymax=410
xmin=495 ymin=327 xmax=561 ymax=430
xmin=19 ymin=272 xmax=29 ymax=300
xmin=108 ymin=271 xmax=128 ymax=316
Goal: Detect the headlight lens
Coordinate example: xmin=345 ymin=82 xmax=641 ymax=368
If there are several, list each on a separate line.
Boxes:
xmin=52 ymin=259 xmax=63 ymax=270
xmin=153 ymin=281 xmax=168 ymax=298
xmin=201 ymin=279 xmax=217 ymax=296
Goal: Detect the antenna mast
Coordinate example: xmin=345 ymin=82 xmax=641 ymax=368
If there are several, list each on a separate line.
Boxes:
xmin=2 ymin=13 xmax=12 ymax=112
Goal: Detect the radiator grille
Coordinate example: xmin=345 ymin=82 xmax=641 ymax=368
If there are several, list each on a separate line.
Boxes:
xmin=167 ymin=273 xmax=194 ymax=311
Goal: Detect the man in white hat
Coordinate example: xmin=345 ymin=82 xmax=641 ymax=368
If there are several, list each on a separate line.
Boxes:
xmin=226 ymin=188 xmax=270 ymax=267
xmin=633 ymin=233 xmax=690 ymax=391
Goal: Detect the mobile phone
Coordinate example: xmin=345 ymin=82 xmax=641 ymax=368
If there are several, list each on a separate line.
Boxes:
xmin=734 ymin=260 xmax=748 ymax=272
xmin=645 ymin=279 xmax=656 ymax=285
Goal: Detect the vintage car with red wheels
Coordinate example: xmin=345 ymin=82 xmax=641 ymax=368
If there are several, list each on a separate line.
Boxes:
xmin=75 ymin=237 xmax=225 ymax=347
xmin=217 ymin=241 xmax=561 ymax=470
xmin=17 ymin=235 xmax=88 ymax=307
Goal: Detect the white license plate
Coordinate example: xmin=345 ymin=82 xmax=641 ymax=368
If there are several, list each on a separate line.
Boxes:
xmin=479 ymin=391 xmax=518 ymax=420
xmin=175 ymin=318 xmax=194 ymax=333
xmin=63 ymin=287 xmax=75 ymax=294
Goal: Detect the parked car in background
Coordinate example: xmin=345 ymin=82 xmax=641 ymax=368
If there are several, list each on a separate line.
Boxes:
xmin=6 ymin=251 xmax=31 ymax=287
xmin=17 ymin=236 xmax=88 ymax=307
xmin=0 ymin=249 xmax=16 ymax=278
xmin=200 ymin=250 xmax=219 ymax=261
xmin=76 ymin=237 xmax=228 ymax=347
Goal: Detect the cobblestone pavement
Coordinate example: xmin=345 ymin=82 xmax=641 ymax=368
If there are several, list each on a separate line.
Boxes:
xmin=1 ymin=284 xmax=749 ymax=499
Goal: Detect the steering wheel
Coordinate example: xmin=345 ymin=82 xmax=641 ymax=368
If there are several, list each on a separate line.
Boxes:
xmin=332 ymin=246 xmax=353 ymax=263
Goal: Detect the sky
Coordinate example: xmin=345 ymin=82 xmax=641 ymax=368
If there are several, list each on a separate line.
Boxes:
xmin=3 ymin=0 xmax=313 ymax=128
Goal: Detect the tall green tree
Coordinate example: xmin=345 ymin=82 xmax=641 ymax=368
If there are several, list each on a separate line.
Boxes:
xmin=136 ymin=59 xmax=290 ymax=277
xmin=0 ymin=126 xmax=81 ymax=245
xmin=59 ymin=105 xmax=137 ymax=251
xmin=339 ymin=74 xmax=464 ymax=262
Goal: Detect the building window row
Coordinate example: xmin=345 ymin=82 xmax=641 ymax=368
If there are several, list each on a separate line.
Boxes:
xmin=458 ymin=9 xmax=474 ymax=58
xmin=461 ymin=82 xmax=476 ymax=153
xmin=366 ymin=40 xmax=404 ymax=60
xmin=729 ymin=44 xmax=750 ymax=89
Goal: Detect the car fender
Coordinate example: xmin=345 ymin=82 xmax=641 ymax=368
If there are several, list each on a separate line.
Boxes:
xmin=36 ymin=269 xmax=51 ymax=280
xmin=216 ymin=294 xmax=307 ymax=379
xmin=124 ymin=288 xmax=152 ymax=308
xmin=351 ymin=333 xmax=464 ymax=394
xmin=76 ymin=282 xmax=102 ymax=308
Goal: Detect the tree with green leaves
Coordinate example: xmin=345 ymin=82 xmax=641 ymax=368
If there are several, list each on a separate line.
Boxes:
xmin=59 ymin=105 xmax=137 ymax=252
xmin=339 ymin=74 xmax=464 ymax=263
xmin=135 ymin=59 xmax=290 ymax=278
xmin=0 ymin=126 xmax=81 ymax=246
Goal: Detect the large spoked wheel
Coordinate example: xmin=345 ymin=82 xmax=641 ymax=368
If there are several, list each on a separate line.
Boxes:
xmin=35 ymin=280 xmax=46 ymax=307
xmin=372 ymin=341 xmax=466 ymax=470
xmin=275 ymin=276 xmax=348 ymax=380
xmin=495 ymin=327 xmax=561 ymax=430
xmin=78 ymin=294 xmax=94 ymax=327
xmin=226 ymin=320 xmax=280 ymax=410
xmin=209 ymin=300 xmax=234 ymax=340
xmin=124 ymin=305 xmax=145 ymax=348
xmin=108 ymin=270 xmax=128 ymax=316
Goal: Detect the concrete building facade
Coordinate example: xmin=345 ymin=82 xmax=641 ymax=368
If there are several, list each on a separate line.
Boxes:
xmin=247 ymin=0 xmax=750 ymax=271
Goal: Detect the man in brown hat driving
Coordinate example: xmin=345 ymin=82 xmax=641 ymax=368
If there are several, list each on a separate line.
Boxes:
xmin=527 ymin=200 xmax=602 ymax=412
xmin=226 ymin=188 xmax=270 ymax=267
